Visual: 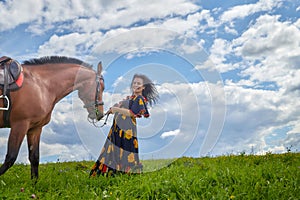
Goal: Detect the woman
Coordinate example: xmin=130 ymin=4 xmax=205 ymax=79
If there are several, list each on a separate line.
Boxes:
xmin=90 ymin=74 xmax=159 ymax=176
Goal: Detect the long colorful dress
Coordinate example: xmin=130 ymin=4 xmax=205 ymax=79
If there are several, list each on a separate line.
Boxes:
xmin=90 ymin=95 xmax=149 ymax=176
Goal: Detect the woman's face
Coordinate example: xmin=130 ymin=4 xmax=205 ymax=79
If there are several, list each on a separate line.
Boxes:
xmin=132 ymin=77 xmax=145 ymax=95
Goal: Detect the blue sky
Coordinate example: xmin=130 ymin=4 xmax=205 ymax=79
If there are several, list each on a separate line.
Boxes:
xmin=0 ymin=0 xmax=299 ymax=164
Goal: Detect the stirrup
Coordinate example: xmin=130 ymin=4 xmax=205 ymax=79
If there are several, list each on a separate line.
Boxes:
xmin=0 ymin=95 xmax=9 ymax=110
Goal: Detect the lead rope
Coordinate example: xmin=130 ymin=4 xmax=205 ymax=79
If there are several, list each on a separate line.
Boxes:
xmin=100 ymin=110 xmax=111 ymax=127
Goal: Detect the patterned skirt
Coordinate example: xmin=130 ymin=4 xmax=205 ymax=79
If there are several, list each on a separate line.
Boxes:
xmin=90 ymin=125 xmax=143 ymax=177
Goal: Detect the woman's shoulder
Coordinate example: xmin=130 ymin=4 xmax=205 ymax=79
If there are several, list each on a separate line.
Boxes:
xmin=131 ymin=95 xmax=147 ymax=102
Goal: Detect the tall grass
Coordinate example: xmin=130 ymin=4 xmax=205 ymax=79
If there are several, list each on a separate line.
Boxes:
xmin=0 ymin=153 xmax=299 ymax=199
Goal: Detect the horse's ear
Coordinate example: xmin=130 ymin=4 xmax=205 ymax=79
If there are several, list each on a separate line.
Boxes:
xmin=97 ymin=61 xmax=102 ymax=75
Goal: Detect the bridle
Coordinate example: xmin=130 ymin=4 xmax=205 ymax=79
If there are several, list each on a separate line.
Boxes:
xmin=94 ymin=74 xmax=105 ymax=108
xmin=84 ymin=72 xmax=105 ymax=124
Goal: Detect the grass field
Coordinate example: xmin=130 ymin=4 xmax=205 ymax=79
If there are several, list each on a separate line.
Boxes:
xmin=0 ymin=152 xmax=299 ymax=199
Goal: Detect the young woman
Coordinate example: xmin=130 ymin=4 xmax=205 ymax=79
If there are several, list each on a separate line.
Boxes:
xmin=90 ymin=74 xmax=159 ymax=176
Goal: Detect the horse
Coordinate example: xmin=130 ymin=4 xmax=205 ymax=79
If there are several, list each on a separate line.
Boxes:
xmin=0 ymin=56 xmax=105 ymax=179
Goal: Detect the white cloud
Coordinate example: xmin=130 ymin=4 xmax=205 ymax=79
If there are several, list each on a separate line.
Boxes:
xmin=147 ymin=9 xmax=217 ymax=38
xmin=38 ymin=32 xmax=104 ymax=58
xmin=208 ymin=38 xmax=235 ymax=73
xmin=214 ymin=78 xmax=300 ymax=154
xmin=232 ymin=14 xmax=300 ymax=94
xmin=0 ymin=1 xmax=205 ymax=61
xmin=224 ymin=26 xmax=238 ymax=35
xmin=160 ymin=129 xmax=181 ymax=139
xmin=234 ymin=15 xmax=299 ymax=58
xmin=0 ymin=0 xmax=200 ymax=34
xmin=37 ymin=27 xmax=183 ymax=59
xmin=287 ymin=122 xmax=300 ymax=135
xmin=219 ymin=0 xmax=282 ymax=24
xmin=94 ymin=27 xmax=179 ymax=55
xmin=0 ymin=0 xmax=44 ymax=31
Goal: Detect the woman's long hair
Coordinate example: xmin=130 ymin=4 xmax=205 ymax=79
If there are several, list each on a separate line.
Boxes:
xmin=131 ymin=74 xmax=159 ymax=106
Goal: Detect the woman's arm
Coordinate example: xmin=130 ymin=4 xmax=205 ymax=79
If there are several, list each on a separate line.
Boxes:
xmin=110 ymin=107 xmax=132 ymax=117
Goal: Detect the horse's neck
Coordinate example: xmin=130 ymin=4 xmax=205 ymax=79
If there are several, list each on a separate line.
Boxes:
xmin=25 ymin=64 xmax=93 ymax=101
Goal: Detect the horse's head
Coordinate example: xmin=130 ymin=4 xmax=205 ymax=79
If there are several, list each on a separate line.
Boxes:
xmin=78 ymin=62 xmax=105 ymax=122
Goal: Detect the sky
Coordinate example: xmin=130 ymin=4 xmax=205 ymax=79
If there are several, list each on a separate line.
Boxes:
xmin=0 ymin=0 xmax=299 ymax=165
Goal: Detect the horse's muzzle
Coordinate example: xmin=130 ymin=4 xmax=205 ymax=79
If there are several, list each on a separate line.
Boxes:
xmin=88 ymin=111 xmax=104 ymax=121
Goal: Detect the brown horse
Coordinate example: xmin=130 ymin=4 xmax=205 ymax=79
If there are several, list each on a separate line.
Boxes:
xmin=0 ymin=56 xmax=105 ymax=179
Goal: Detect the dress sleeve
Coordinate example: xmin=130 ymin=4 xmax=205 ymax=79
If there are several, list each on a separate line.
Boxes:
xmin=129 ymin=95 xmax=150 ymax=118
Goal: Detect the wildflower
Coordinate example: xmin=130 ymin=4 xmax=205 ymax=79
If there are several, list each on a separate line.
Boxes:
xmin=103 ymin=190 xmax=110 ymax=198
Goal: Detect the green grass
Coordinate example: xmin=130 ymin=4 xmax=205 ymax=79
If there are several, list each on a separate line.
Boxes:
xmin=0 ymin=153 xmax=299 ymax=199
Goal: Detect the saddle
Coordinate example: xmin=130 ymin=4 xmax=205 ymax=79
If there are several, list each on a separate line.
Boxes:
xmin=0 ymin=56 xmax=24 ymax=91
xmin=0 ymin=56 xmax=24 ymax=127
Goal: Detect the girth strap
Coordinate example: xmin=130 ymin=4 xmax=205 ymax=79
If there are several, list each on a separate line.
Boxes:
xmin=3 ymin=92 xmax=11 ymax=127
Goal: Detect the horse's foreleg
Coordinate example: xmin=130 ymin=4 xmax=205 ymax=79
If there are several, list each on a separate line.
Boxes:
xmin=0 ymin=124 xmax=28 ymax=176
xmin=27 ymin=126 xmax=42 ymax=179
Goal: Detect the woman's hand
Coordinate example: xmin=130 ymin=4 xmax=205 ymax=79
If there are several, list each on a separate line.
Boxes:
xmin=109 ymin=107 xmax=117 ymax=114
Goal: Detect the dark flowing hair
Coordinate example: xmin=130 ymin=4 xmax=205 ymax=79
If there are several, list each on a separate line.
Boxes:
xmin=131 ymin=74 xmax=159 ymax=106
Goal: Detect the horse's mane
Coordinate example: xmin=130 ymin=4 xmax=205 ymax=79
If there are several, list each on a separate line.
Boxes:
xmin=22 ymin=56 xmax=93 ymax=68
